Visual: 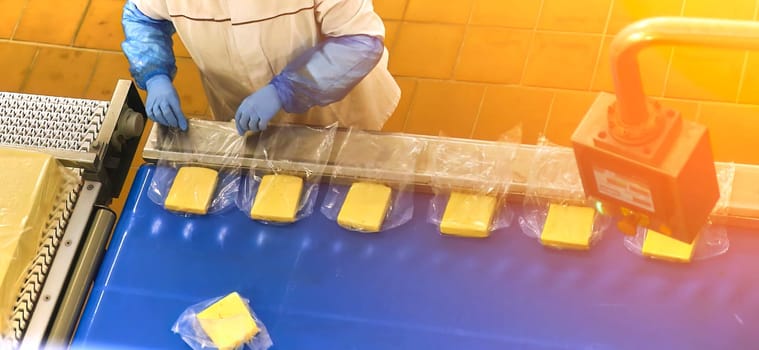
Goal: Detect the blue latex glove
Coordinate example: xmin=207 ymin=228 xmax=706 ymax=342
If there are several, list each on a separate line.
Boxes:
xmin=234 ymin=84 xmax=283 ymax=135
xmin=145 ymin=75 xmax=188 ymax=131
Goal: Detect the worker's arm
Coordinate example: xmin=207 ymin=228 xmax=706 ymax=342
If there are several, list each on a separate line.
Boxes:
xmin=277 ymin=0 xmax=387 ymax=112
xmin=122 ymin=0 xmax=187 ymax=130
xmin=122 ymin=0 xmax=176 ymax=89
xmin=270 ymin=34 xmax=384 ymax=114
xmin=235 ymin=0 xmax=385 ymax=134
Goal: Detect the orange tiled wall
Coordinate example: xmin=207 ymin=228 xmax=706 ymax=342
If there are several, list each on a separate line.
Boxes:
xmin=378 ymin=0 xmax=759 ymax=165
xmin=1 ymin=0 xmax=759 ymax=165
xmin=0 ymin=0 xmax=207 ymax=115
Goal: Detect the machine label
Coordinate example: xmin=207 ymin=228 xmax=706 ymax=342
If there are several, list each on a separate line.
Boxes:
xmin=593 ymin=168 xmax=655 ymax=212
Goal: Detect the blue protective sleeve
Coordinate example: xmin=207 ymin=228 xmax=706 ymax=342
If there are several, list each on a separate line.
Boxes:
xmin=270 ymin=34 xmax=384 ymax=114
xmin=121 ymin=1 xmax=177 ymax=89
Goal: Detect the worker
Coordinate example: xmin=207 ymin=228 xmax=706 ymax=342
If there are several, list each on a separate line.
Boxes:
xmin=121 ymin=0 xmax=400 ymax=135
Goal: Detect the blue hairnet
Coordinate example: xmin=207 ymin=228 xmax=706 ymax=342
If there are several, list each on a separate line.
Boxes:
xmin=121 ymin=1 xmax=177 ymax=90
xmin=271 ymin=34 xmax=384 ymax=114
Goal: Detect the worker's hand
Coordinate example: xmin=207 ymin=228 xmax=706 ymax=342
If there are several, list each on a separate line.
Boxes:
xmin=234 ymin=84 xmax=282 ymax=135
xmin=145 ymin=75 xmax=188 ymax=131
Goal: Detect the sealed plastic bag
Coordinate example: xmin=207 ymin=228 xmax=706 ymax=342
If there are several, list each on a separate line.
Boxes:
xmin=321 ymin=129 xmax=423 ymax=232
xmin=623 ymin=163 xmax=734 ymax=262
xmin=172 ymin=292 xmax=272 ymax=350
xmin=518 ymin=138 xmax=610 ymax=250
xmin=149 ymin=120 xmax=244 ymax=216
xmin=427 ymin=129 xmax=521 ymax=238
xmin=238 ymin=123 xmax=337 ymax=224
xmin=0 ymin=147 xmax=81 ymax=336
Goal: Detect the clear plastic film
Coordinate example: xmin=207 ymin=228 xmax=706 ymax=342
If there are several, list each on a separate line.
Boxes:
xmin=320 ymin=129 xmax=423 ymax=233
xmin=427 ymin=127 xmax=522 ymax=237
xmin=623 ymin=163 xmax=734 ymax=262
xmin=172 ymin=292 xmax=272 ymax=350
xmin=237 ymin=123 xmax=337 ymax=224
xmin=518 ymin=138 xmax=611 ymax=249
xmin=148 ymin=120 xmax=244 ymax=216
xmin=0 ymin=147 xmax=79 ymax=332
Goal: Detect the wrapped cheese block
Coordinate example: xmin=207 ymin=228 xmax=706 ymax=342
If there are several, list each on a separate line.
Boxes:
xmin=0 ymin=147 xmax=64 ymax=330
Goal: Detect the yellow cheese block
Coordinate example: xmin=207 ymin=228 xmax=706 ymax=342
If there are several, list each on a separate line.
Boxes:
xmin=440 ymin=192 xmax=497 ymax=238
xmin=540 ymin=204 xmax=596 ymax=250
xmin=0 ymin=147 xmax=63 ymax=331
xmin=337 ymin=182 xmax=392 ymax=232
xmin=197 ymin=292 xmax=260 ymax=350
xmin=250 ymin=174 xmax=304 ymax=223
xmin=642 ymin=229 xmax=697 ymax=263
xmin=164 ymin=167 xmax=219 ymax=215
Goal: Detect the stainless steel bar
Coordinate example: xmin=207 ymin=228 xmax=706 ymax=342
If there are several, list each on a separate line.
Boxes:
xmin=0 ymin=145 xmax=97 ymax=171
xmin=93 ymin=80 xmax=133 ymax=170
xmin=141 ymin=114 xmax=759 ymax=227
xmin=44 ymin=208 xmax=115 ymax=348
xmin=19 ymin=182 xmax=101 ymax=350
xmin=143 ymin=120 xmax=522 ymax=192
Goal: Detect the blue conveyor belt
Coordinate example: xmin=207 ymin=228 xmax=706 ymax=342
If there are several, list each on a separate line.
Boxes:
xmin=72 ymin=165 xmax=759 ymax=349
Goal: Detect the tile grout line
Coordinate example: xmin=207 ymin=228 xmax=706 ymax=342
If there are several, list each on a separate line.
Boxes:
xmin=400 ymin=80 xmax=419 ymax=133
xmin=81 ymin=51 xmax=102 ymax=97
xmin=541 ymin=91 xmax=558 ymax=139
xmin=654 ymin=47 xmax=672 ymax=98
xmin=694 ymin=100 xmax=703 ymax=123
xmin=382 ymin=1 xmax=415 ymax=82
xmin=70 ymin=0 xmax=93 ymax=46
xmin=588 ymin=0 xmax=615 ymax=92
xmin=461 ymin=0 xmax=480 ymax=138
xmin=384 ymin=20 xmax=400 ymax=53
xmin=736 ymin=0 xmax=759 ymax=103
xmin=661 ymin=0 xmax=689 ymax=98
xmin=400 ymin=0 xmax=410 ymax=19
xmin=386 ymin=0 xmax=412 ymax=64
xmin=18 ymin=47 xmax=40 ymax=92
xmin=0 ymin=38 xmax=120 ymax=53
xmin=518 ymin=0 xmax=545 ymax=85
xmin=10 ymin=0 xmax=30 ymax=40
xmin=736 ymin=52 xmax=750 ymax=104
xmin=449 ymin=1 xmax=476 ymax=81
xmin=468 ymin=85 xmax=488 ymax=138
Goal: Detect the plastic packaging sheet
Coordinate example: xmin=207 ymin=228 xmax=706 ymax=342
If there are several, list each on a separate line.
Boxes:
xmin=0 ymin=148 xmax=79 ymax=333
xmin=623 ymin=163 xmax=735 ymax=261
xmin=148 ymin=121 xmax=243 ymax=216
xmin=172 ymin=292 xmax=272 ymax=350
xmin=426 ymin=129 xmax=521 ymax=236
xmin=518 ymin=138 xmax=610 ymax=248
xmin=320 ymin=129 xmax=423 ymax=232
xmin=237 ymin=123 xmax=337 ymax=224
